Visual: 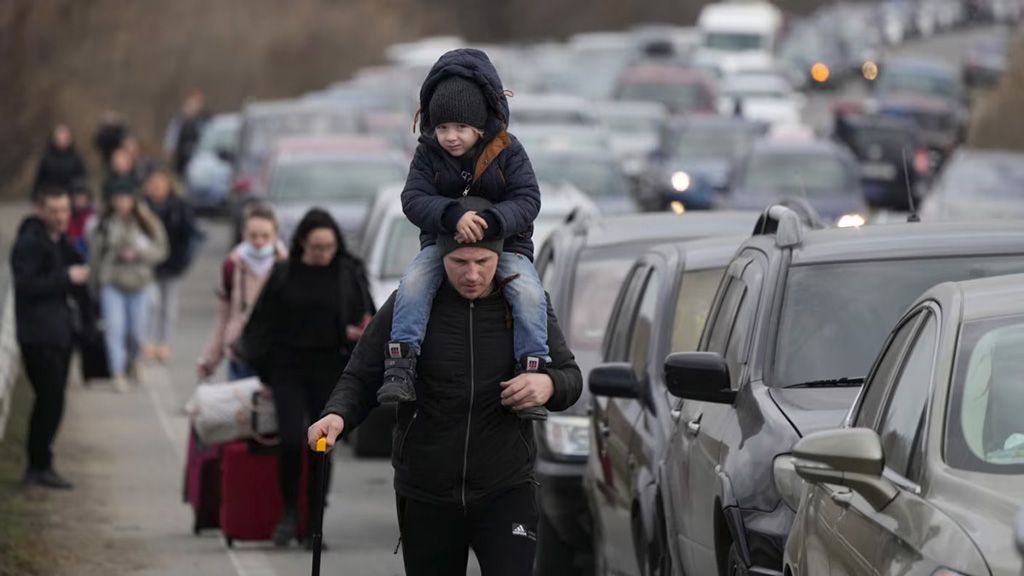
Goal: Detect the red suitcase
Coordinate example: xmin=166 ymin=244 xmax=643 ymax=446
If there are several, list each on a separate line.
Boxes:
xmin=219 ymin=440 xmax=309 ymax=546
xmin=184 ymin=427 xmax=221 ymax=534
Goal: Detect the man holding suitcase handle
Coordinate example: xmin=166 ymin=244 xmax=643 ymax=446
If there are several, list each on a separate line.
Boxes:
xmin=308 ymin=203 xmax=583 ymax=576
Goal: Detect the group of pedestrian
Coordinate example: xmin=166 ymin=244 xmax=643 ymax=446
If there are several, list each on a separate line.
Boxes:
xmin=12 ymin=91 xmax=208 ymax=489
xmin=14 ymin=48 xmax=584 ymax=575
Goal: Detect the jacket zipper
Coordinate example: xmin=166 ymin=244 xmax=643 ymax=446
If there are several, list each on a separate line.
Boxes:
xmin=397 ymin=409 xmax=418 ymax=461
xmin=461 ymin=300 xmax=475 ymax=509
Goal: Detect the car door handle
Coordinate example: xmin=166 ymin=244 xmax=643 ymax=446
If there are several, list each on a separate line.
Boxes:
xmin=598 ymin=422 xmax=610 ymax=439
xmin=831 ymin=491 xmax=852 ymax=508
xmin=686 ymin=420 xmax=701 ymax=435
xmin=670 ymin=409 xmax=682 ymax=420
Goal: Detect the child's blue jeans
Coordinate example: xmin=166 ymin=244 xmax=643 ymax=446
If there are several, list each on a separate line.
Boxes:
xmin=391 ymin=245 xmax=550 ymax=361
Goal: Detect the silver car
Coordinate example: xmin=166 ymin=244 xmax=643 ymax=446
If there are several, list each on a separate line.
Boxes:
xmin=785 ymin=274 xmax=1024 ymax=576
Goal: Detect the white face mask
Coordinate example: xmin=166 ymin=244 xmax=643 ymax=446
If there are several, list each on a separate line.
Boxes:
xmin=242 ymin=241 xmax=275 ymax=261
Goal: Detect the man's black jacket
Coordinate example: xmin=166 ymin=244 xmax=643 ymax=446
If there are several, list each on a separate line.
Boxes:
xmin=322 ymin=281 xmax=582 ymax=507
xmin=10 ymin=216 xmax=88 ymax=348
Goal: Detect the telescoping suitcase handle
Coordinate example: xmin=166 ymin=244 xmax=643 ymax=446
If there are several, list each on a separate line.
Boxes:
xmin=310 ymin=437 xmax=328 ymax=576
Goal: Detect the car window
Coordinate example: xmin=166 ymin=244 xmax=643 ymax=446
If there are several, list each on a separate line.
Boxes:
xmin=538 ymin=246 xmax=556 ymax=292
xmin=568 ymin=249 xmax=638 ymax=376
xmin=877 ymin=313 xmax=937 ymax=482
xmin=381 ymin=218 xmax=422 ymax=279
xmin=724 ymin=258 xmax=765 ymax=387
xmin=706 ymin=278 xmax=745 ymax=355
xmin=670 ymin=268 xmax=727 ymax=353
xmin=947 ymin=315 xmax=1024 ymax=474
xmin=854 ymin=313 xmax=922 ymax=428
xmin=604 ymin=264 xmax=648 ymax=363
xmin=629 ymin=269 xmax=660 ymax=381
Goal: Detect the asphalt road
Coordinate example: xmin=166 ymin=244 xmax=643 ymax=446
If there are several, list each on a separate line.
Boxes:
xmin=9 ymin=23 xmax=1006 ymax=576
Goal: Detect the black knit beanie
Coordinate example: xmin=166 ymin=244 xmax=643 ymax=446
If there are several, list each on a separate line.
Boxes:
xmin=429 ymin=76 xmax=488 ymax=130
xmin=436 ymin=196 xmax=503 ymax=257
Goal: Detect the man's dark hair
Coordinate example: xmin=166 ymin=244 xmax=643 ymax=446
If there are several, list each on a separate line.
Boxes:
xmin=289 ymin=207 xmax=348 ymax=264
xmin=35 ymin=186 xmax=70 ymax=204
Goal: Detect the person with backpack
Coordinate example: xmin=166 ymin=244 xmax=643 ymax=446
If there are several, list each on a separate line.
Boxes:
xmin=197 ymin=203 xmax=286 ymax=381
xmin=89 ymin=181 xmax=167 ymax=392
xmin=307 ymin=203 xmax=583 ymax=575
xmin=143 ymin=166 xmax=203 ymax=362
xmin=238 ymin=208 xmax=373 ymax=547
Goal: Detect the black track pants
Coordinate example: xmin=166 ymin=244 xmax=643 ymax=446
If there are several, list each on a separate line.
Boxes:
xmin=21 ymin=345 xmax=72 ymax=471
xmin=398 ymin=484 xmax=538 ymax=576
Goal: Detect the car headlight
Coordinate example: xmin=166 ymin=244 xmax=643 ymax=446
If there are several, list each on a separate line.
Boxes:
xmin=773 ymin=454 xmax=805 ymax=511
xmin=671 ymin=171 xmax=691 ymax=192
xmin=544 ymin=415 xmax=590 ymax=458
xmin=836 ymin=213 xmax=866 ymax=228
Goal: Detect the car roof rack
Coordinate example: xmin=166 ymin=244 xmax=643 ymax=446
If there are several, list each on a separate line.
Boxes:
xmin=752 ymin=204 xmax=804 ymax=248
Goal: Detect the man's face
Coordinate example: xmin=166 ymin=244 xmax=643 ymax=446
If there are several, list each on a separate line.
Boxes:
xmin=38 ymin=195 xmax=71 ymax=236
xmin=444 ymin=246 xmax=498 ymax=300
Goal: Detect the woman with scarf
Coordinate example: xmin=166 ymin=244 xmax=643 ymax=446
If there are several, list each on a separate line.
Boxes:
xmin=197 ymin=204 xmax=286 ymax=381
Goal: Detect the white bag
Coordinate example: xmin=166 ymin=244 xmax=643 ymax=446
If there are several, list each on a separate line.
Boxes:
xmin=187 ymin=377 xmax=278 ymax=445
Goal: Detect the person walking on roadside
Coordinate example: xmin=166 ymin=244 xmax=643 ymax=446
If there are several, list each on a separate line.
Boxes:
xmin=239 ymin=208 xmax=373 ymax=547
xmin=93 ymin=110 xmax=127 ymax=170
xmin=89 ymin=181 xmax=167 ymax=392
xmin=196 ymin=203 xmax=286 ymax=382
xmin=307 ymin=202 xmax=584 ymax=576
xmin=11 ymin=187 xmax=91 ymax=489
xmin=164 ymin=89 xmax=210 ymax=176
xmin=142 ymin=167 xmax=202 ymax=363
xmin=32 ymin=124 xmax=87 ymax=201
xmin=102 ymin=146 xmax=143 ymax=203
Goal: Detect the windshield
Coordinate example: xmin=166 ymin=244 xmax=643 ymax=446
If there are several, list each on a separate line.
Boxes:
xmin=739 ymin=151 xmax=851 ymax=196
xmin=531 ymin=157 xmax=629 ymax=199
xmin=773 ymin=256 xmax=1024 ymax=388
xmin=705 ymin=32 xmax=766 ymax=51
xmin=671 ymin=268 xmax=727 ymax=352
xmin=197 ymin=120 xmax=239 ymax=154
xmin=675 ymin=126 xmax=757 ymax=159
xmin=877 ymin=68 xmax=960 ymax=101
xmin=568 ymin=250 xmax=636 ymax=373
xmin=601 ymin=113 xmax=662 ymax=135
xmin=947 ymin=315 xmax=1024 ymax=474
xmin=381 ymin=218 xmax=421 ymax=278
xmin=618 ymin=81 xmax=712 ymax=112
xmin=268 ymin=159 xmax=405 ymax=202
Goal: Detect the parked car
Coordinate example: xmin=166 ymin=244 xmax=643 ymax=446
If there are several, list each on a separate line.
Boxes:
xmin=963 ymin=33 xmax=1011 ymax=88
xmin=532 ymin=211 xmax=759 ymax=575
xmin=920 ymin=148 xmax=1024 ymax=221
xmin=637 ymin=116 xmax=768 ymax=211
xmin=261 ymin=136 xmax=407 ymax=246
xmin=529 ymin=148 xmax=639 ymax=214
xmin=786 ymin=273 xmax=1024 ymax=576
xmin=510 ymin=93 xmax=600 ymax=127
xmin=720 ymin=139 xmax=867 ymax=223
xmin=875 ymin=94 xmax=964 ymax=173
xmin=717 ymin=72 xmax=805 ymax=128
xmin=656 ymin=208 xmax=1024 ymax=576
xmin=833 ymin=113 xmax=931 ymax=210
xmin=592 ymin=100 xmax=669 ymax=179
xmin=513 ymin=124 xmax=612 ymax=157
xmin=585 ymin=235 xmax=745 ymax=576
xmin=614 ymin=63 xmax=718 ymax=117
xmin=184 ymin=112 xmax=239 ymax=215
xmin=779 ymin=24 xmax=847 ymax=90
xmin=230 ymin=99 xmax=364 ymax=236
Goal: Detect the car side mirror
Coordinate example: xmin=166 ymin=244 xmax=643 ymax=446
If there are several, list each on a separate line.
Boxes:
xmin=793 ymin=428 xmax=898 ymax=511
xmin=664 ymin=352 xmax=736 ymax=404
xmin=589 ymin=363 xmax=640 ymax=400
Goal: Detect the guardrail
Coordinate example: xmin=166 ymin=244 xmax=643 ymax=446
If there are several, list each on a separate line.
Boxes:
xmin=0 ymin=236 xmax=19 ymax=440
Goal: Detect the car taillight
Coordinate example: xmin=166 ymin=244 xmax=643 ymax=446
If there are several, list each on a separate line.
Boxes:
xmin=231 ymin=178 xmax=251 ymax=195
xmin=913 ymin=148 xmax=931 ymax=175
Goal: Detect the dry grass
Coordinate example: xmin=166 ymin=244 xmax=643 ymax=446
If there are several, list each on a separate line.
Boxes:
xmin=967 ymin=30 xmax=1024 ymax=150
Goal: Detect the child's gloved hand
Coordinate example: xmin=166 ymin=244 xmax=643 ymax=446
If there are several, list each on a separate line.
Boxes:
xmin=456 ymin=211 xmax=488 ymax=243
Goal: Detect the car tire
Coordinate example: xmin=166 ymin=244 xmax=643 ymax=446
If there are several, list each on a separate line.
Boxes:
xmin=726 ymin=543 xmax=749 ymax=576
xmin=536 ymin=511 xmax=579 ymax=576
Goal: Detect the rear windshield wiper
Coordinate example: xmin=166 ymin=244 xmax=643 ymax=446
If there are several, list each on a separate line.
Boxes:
xmin=785 ymin=377 xmax=865 ymax=389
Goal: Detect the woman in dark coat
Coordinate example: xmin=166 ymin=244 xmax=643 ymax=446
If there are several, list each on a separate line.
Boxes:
xmin=240 ymin=208 xmax=373 ymax=547
xmin=33 ymin=125 xmax=87 ymax=200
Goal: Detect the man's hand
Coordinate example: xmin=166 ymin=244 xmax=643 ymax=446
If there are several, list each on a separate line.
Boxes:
xmin=308 ymin=413 xmax=345 ymax=451
xmin=500 ymin=373 xmax=554 ymax=411
xmin=67 ymin=265 xmax=90 ymax=285
xmin=456 ymin=211 xmax=487 ymax=243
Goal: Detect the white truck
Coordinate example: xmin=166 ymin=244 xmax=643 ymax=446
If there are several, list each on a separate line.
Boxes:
xmin=695 ymin=1 xmax=784 ymax=76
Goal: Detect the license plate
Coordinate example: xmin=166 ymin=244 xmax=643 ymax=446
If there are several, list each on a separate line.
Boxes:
xmin=861 ymin=162 xmax=897 ymax=181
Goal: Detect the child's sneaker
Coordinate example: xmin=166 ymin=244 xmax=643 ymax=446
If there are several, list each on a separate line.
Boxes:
xmin=378 ymin=342 xmax=418 ymax=403
xmin=515 ymin=356 xmax=549 ymax=421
